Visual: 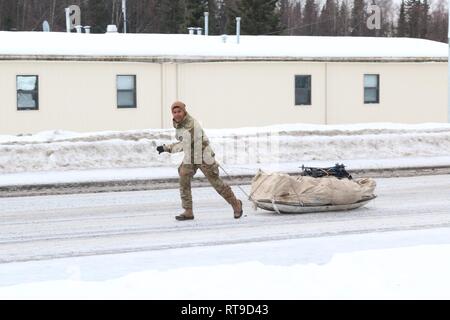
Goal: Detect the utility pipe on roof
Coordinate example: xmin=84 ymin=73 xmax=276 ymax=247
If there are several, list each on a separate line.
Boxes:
xmin=65 ymin=8 xmax=71 ymax=33
xmin=204 ymin=12 xmax=209 ymax=36
xmin=236 ymin=17 xmax=241 ymax=44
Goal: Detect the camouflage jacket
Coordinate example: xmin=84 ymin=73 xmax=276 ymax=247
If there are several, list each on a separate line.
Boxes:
xmin=164 ymin=113 xmax=215 ymax=164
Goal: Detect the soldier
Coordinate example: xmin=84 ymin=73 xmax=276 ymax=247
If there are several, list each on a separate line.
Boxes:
xmin=157 ymin=101 xmax=243 ymax=221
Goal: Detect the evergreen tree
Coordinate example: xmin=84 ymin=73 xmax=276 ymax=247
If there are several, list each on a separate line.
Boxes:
xmin=0 ymin=0 xmax=444 ymax=42
xmin=279 ymin=0 xmax=291 ymax=35
xmin=232 ymin=0 xmax=280 ymax=35
xmin=428 ymin=0 xmax=447 ymax=42
xmin=318 ymin=0 xmax=338 ymax=36
xmin=156 ymin=0 xmax=185 ymax=33
xmin=223 ymin=0 xmax=241 ymax=35
xmin=0 ymin=0 xmax=17 ymax=31
xmin=216 ymin=0 xmax=228 ymax=34
xmin=184 ymin=0 xmax=207 ymax=32
xmin=86 ymin=0 xmax=110 ymax=33
xmin=302 ymin=0 xmax=318 ymax=35
xmin=397 ymin=0 xmax=407 ymax=37
xmin=291 ymin=0 xmax=302 ymax=35
xmin=182 ymin=0 xmax=219 ymax=35
xmin=350 ymin=0 xmax=365 ymax=36
xmin=405 ymin=0 xmax=420 ymax=38
xmin=206 ymin=0 xmax=220 ymax=35
xmin=419 ymin=0 xmax=429 ymax=38
xmin=337 ymin=0 xmax=351 ymax=36
xmin=128 ymin=0 xmax=159 ymax=33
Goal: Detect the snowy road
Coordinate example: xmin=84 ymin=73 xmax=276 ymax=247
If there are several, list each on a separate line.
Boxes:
xmin=1 ymin=174 xmax=449 ymax=264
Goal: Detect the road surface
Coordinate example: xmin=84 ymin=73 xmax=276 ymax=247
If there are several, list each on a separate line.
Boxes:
xmin=1 ymin=174 xmax=449 ymax=264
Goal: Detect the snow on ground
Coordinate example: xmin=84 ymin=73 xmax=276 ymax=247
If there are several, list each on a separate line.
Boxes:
xmin=0 ymin=174 xmax=449 ymax=298
xmin=1 ymin=123 xmax=450 ymax=176
xmin=0 ymin=227 xmax=450 ymax=299
xmin=0 ymin=32 xmax=446 ymax=59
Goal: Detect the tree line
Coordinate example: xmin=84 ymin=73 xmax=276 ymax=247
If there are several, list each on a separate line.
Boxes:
xmin=0 ymin=0 xmax=447 ymax=42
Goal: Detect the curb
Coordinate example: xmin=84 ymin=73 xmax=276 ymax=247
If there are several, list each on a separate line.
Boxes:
xmin=1 ymin=165 xmax=450 ymax=198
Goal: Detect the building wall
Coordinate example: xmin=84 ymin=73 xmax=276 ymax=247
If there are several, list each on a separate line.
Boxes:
xmin=175 ymin=61 xmax=447 ymax=128
xmin=177 ymin=61 xmax=327 ymax=128
xmin=326 ymin=62 xmax=448 ymax=124
xmin=161 ymin=62 xmax=178 ymax=128
xmin=0 ymin=60 xmax=162 ymax=134
xmin=0 ymin=59 xmax=447 ymax=134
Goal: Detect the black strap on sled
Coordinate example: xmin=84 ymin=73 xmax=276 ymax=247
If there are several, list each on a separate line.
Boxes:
xmin=300 ymin=163 xmax=353 ymax=180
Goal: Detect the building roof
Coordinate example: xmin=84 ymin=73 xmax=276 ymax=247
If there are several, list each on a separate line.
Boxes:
xmin=0 ymin=31 xmax=447 ymax=62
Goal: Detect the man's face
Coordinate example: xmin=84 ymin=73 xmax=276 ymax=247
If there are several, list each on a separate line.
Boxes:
xmin=172 ymin=107 xmax=185 ymax=123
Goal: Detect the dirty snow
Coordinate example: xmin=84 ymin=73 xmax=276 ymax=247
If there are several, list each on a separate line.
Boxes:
xmin=1 ymin=156 xmax=450 ymax=187
xmin=1 ymin=123 xmax=450 ymax=175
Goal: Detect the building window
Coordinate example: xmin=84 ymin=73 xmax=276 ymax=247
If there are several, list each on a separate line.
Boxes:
xmin=117 ymin=75 xmax=136 ymax=108
xmin=17 ymin=75 xmax=39 ymax=110
xmin=364 ymin=74 xmax=379 ymax=104
xmin=295 ymin=75 xmax=311 ymax=105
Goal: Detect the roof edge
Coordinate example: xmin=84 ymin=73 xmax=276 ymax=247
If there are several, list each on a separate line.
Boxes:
xmin=0 ymin=54 xmax=447 ymax=63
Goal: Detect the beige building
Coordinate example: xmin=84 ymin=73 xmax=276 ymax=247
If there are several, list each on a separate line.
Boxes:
xmin=0 ymin=31 xmax=447 ymax=134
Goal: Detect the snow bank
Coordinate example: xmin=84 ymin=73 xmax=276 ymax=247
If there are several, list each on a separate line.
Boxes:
xmin=1 ymin=227 xmax=450 ymax=299
xmin=1 ymin=123 xmax=450 ymax=174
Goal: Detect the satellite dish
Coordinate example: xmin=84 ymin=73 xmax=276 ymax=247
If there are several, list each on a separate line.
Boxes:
xmin=43 ymin=20 xmax=50 ymax=32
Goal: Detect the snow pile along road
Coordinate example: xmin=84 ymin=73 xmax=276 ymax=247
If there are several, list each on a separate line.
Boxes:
xmin=1 ymin=227 xmax=450 ymax=299
xmin=0 ymin=123 xmax=450 ymax=174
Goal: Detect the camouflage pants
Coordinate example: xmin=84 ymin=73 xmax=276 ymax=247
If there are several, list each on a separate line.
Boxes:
xmin=178 ymin=161 xmax=237 ymax=209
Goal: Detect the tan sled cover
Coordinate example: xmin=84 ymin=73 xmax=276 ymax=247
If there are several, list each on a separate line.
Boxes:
xmin=250 ymin=170 xmax=376 ymax=206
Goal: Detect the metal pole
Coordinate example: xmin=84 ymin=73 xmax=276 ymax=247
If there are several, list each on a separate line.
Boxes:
xmin=236 ymin=17 xmax=241 ymax=44
xmin=122 ymin=0 xmax=127 ymax=33
xmin=204 ymin=12 xmax=209 ymax=36
xmin=65 ymin=8 xmax=71 ymax=33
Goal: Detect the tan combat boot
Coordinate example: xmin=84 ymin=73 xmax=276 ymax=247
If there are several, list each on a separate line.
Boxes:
xmin=232 ymin=199 xmax=243 ymax=219
xmin=175 ymin=209 xmax=194 ymax=221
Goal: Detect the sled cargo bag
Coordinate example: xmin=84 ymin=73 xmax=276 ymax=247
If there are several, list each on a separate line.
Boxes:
xmin=250 ymin=170 xmax=376 ymax=206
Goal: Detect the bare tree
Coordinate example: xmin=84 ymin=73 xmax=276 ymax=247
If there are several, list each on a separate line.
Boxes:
xmin=428 ymin=0 xmax=448 ymax=42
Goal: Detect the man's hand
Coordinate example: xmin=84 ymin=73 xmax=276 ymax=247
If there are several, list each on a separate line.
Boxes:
xmin=156 ymin=145 xmax=166 ymax=154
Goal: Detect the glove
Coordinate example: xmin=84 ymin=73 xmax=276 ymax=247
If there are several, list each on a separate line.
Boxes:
xmin=156 ymin=145 xmax=166 ymax=154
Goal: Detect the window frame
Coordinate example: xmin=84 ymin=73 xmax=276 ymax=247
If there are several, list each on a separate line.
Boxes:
xmin=16 ymin=75 xmax=39 ymax=111
xmin=294 ymin=75 xmax=312 ymax=106
xmin=117 ymin=75 xmax=137 ymax=109
xmin=364 ymin=74 xmax=380 ymax=104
